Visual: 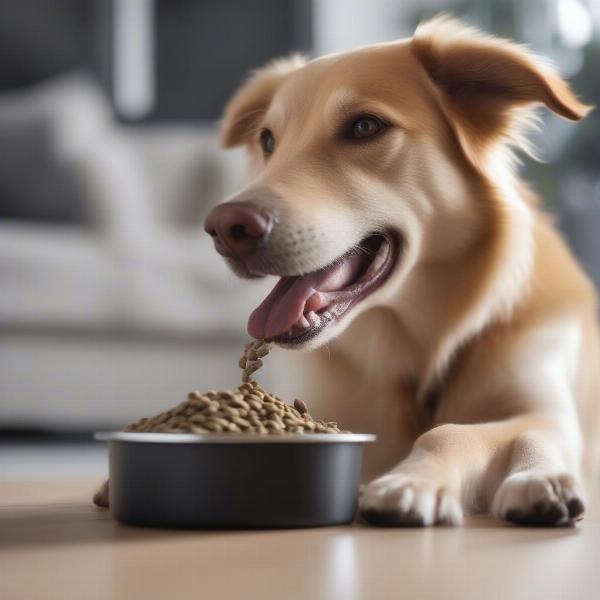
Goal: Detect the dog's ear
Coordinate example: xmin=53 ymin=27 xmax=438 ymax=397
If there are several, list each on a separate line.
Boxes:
xmin=412 ymin=16 xmax=593 ymax=169
xmin=220 ymin=55 xmax=306 ymax=148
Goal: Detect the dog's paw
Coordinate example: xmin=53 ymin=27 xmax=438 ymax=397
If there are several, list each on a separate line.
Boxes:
xmin=93 ymin=479 xmax=110 ymax=508
xmin=492 ymin=472 xmax=585 ymax=526
xmin=359 ymin=473 xmax=463 ymax=527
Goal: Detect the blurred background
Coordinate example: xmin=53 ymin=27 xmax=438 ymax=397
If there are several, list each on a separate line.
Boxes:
xmin=1 ymin=0 xmax=599 ymax=481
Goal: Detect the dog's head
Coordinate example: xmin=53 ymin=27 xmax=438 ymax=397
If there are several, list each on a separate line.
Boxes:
xmin=205 ymin=16 xmax=590 ymax=350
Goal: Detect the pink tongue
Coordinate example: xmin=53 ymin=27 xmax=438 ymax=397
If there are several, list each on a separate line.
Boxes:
xmin=248 ymin=252 xmax=364 ymax=340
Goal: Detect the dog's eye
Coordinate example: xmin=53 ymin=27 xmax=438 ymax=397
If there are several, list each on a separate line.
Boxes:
xmin=349 ymin=116 xmax=386 ymax=140
xmin=260 ymin=129 xmax=275 ymax=155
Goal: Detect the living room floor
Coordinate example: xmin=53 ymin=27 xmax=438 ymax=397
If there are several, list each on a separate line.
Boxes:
xmin=1 ymin=449 xmax=599 ymax=600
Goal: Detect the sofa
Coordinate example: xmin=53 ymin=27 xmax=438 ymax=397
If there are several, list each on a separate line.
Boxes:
xmin=0 ymin=72 xmax=297 ymax=430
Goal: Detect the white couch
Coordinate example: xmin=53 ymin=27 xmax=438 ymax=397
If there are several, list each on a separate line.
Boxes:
xmin=0 ymin=72 xmax=297 ymax=430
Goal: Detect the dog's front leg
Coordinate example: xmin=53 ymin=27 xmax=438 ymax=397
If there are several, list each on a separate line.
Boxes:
xmin=359 ymin=325 xmax=587 ymax=527
xmin=490 ymin=419 xmax=585 ymax=525
xmin=359 ymin=415 xmax=585 ymax=526
xmin=359 ymin=420 xmax=506 ymax=526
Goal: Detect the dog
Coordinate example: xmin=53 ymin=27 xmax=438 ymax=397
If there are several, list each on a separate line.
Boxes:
xmin=203 ymin=15 xmax=599 ymax=527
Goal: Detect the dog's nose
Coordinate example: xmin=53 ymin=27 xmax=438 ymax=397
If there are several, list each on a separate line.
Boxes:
xmin=204 ymin=202 xmax=273 ymax=257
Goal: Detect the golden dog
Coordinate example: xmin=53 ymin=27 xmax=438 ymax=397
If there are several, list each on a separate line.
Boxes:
xmin=205 ymin=16 xmax=599 ymax=527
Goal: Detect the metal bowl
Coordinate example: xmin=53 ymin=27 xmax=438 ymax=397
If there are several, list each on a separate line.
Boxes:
xmin=96 ymin=432 xmax=375 ymax=529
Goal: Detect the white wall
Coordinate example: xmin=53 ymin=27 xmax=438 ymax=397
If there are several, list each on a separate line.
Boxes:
xmin=311 ymin=0 xmax=449 ymax=55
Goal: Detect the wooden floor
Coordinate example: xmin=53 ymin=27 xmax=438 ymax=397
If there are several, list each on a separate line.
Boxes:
xmin=1 ymin=480 xmax=598 ymax=600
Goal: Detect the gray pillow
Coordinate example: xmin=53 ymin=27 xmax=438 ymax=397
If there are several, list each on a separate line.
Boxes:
xmin=0 ymin=110 xmax=86 ymax=225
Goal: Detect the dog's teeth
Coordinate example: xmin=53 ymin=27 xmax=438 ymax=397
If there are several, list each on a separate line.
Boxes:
xmin=297 ymin=315 xmax=310 ymax=329
xmin=306 ymin=311 xmax=320 ymax=327
xmin=323 ymin=310 xmax=333 ymax=320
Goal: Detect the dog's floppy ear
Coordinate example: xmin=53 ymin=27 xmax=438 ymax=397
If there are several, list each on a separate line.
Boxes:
xmin=412 ymin=16 xmax=593 ymax=168
xmin=220 ymin=55 xmax=306 ymax=148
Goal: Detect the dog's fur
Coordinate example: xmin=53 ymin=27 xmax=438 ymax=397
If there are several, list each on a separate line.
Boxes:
xmin=217 ymin=16 xmax=599 ymax=526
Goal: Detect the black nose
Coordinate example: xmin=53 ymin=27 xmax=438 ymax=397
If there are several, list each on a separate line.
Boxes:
xmin=204 ymin=202 xmax=273 ymax=257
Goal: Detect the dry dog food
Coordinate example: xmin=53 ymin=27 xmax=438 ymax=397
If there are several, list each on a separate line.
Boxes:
xmin=124 ymin=340 xmax=346 ymax=435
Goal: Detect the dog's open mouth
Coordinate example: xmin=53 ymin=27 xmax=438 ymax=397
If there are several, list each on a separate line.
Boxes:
xmin=248 ymin=233 xmax=399 ymax=344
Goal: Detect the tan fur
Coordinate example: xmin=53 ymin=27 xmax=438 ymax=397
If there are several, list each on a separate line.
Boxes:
xmin=219 ymin=16 xmax=599 ymax=526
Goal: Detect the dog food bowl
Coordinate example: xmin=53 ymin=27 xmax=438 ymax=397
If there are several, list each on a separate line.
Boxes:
xmin=95 ymin=432 xmax=375 ymax=529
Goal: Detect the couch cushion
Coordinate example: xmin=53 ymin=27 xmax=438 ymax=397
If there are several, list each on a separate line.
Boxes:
xmin=0 ymin=105 xmax=87 ymax=225
xmin=0 ymin=224 xmax=118 ymax=328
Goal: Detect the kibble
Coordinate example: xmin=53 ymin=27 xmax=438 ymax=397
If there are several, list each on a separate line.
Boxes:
xmin=124 ymin=340 xmax=348 ymax=435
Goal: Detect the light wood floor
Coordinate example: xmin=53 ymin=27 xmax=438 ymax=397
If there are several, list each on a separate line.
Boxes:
xmin=1 ymin=480 xmax=598 ymax=600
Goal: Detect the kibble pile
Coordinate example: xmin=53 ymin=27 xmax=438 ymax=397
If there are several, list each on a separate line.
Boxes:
xmin=124 ymin=340 xmax=346 ymax=435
